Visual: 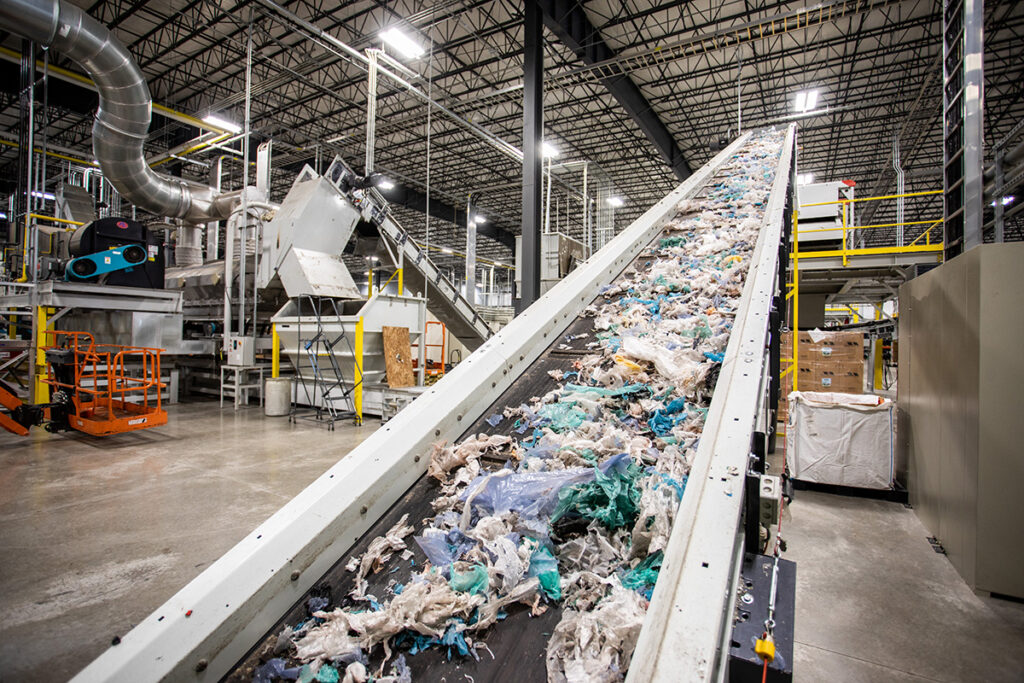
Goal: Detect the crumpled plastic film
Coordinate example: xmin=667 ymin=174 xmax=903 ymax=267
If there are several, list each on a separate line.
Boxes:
xmin=552 ymin=455 xmax=644 ymax=530
xmin=527 ymin=544 xmax=563 ymax=600
xmin=449 ymin=561 xmax=489 ymax=595
xmin=545 ymin=579 xmax=648 ymax=683
xmin=348 ymin=514 xmax=415 ymax=596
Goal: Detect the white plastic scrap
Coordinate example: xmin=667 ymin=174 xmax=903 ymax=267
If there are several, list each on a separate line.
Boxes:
xmin=350 ymin=514 xmax=415 ymax=596
xmin=545 ymin=579 xmax=647 ymax=683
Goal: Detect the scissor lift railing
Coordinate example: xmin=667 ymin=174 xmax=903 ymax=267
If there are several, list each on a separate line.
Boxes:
xmin=42 ymin=330 xmax=167 ymax=435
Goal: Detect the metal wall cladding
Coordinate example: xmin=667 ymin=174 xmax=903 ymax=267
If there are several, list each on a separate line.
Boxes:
xmin=899 ymin=242 xmax=1024 ymax=598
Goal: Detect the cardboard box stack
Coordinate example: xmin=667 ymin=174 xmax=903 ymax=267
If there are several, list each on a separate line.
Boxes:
xmin=778 ymin=330 xmax=864 ymax=424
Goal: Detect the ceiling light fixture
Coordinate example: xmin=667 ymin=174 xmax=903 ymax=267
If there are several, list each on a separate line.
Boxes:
xmin=377 ymin=179 xmax=395 ymax=190
xmin=797 ymin=173 xmax=814 ymax=185
xmin=542 ymin=142 xmax=559 ymax=158
xmin=793 ymin=90 xmax=819 ymax=113
xmin=202 ymin=114 xmax=242 ymax=133
xmin=441 ymin=247 xmax=454 ymax=254
xmin=473 ymin=214 xmax=487 ymax=223
xmin=380 ymin=27 xmax=424 ymax=59
xmin=607 ymin=196 xmax=625 ymax=207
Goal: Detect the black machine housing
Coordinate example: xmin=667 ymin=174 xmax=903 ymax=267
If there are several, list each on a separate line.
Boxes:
xmin=68 ymin=217 xmax=164 ymax=288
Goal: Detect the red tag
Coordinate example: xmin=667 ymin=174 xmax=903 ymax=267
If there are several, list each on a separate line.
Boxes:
xmin=116 ymin=220 xmax=129 ymax=229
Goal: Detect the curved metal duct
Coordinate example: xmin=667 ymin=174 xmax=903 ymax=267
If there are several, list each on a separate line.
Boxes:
xmin=0 ymin=0 xmax=236 ymax=222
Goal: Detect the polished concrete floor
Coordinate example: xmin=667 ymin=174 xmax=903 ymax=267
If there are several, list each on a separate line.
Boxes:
xmin=786 ymin=491 xmax=1024 ymax=682
xmin=0 ymin=401 xmax=373 ymax=681
xmin=1 ymin=402 xmax=1022 ymax=681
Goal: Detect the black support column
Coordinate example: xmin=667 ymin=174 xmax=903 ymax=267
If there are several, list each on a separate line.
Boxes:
xmin=519 ymin=1 xmax=543 ymax=308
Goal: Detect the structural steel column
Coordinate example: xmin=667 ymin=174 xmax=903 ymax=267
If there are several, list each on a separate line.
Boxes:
xmin=943 ymin=0 xmax=984 ymax=258
xmin=520 ymin=1 xmax=543 ymax=307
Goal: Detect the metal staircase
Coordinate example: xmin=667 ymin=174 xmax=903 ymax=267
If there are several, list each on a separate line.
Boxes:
xmin=291 ymin=296 xmax=360 ymax=429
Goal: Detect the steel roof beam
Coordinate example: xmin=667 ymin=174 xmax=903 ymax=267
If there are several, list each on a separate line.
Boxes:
xmin=538 ymin=0 xmax=692 ymax=181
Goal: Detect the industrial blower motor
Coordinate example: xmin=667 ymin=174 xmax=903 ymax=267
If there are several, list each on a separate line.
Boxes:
xmin=65 ymin=217 xmax=165 ymax=288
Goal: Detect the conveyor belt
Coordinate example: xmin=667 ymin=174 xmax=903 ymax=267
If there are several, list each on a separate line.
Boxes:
xmin=72 ymin=127 xmax=794 ymax=683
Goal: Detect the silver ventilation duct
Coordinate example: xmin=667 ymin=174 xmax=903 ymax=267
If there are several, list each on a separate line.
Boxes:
xmin=0 ymin=0 xmax=237 ymax=222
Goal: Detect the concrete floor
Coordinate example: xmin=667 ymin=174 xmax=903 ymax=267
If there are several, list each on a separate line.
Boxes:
xmin=0 ymin=401 xmax=372 ymax=681
xmin=786 ymin=490 xmax=1024 ymax=682
xmin=1 ymin=402 xmax=1022 ymax=681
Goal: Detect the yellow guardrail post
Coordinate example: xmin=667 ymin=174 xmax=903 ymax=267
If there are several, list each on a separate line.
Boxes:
xmin=367 ymin=267 xmax=373 ymax=297
xmin=354 ymin=316 xmax=364 ymax=426
xmin=398 ymin=267 xmax=403 ymax=296
xmin=34 ymin=306 xmax=51 ymax=404
xmin=271 ymin=324 xmax=280 ymax=379
xmin=873 ymin=305 xmax=884 ymax=391
xmin=841 ymin=199 xmax=848 ymax=267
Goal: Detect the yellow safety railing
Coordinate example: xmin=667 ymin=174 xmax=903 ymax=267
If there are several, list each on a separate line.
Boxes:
xmin=795 ymin=189 xmax=944 ymax=266
xmin=375 ymin=268 xmax=404 ymax=295
xmin=781 ymin=188 xmax=943 ymax=408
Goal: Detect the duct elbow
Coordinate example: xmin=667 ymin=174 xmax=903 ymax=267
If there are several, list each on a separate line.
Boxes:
xmin=2 ymin=0 xmax=237 ymax=223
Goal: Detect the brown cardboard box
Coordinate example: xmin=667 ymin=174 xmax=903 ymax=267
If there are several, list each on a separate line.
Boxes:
xmin=777 ymin=334 xmax=865 ymax=423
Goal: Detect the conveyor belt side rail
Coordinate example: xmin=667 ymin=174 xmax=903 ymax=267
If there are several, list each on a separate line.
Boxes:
xmin=627 ymin=124 xmax=796 ymax=682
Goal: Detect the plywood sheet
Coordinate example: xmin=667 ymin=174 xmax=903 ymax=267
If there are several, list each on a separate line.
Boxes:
xmin=382 ymin=326 xmax=415 ymax=388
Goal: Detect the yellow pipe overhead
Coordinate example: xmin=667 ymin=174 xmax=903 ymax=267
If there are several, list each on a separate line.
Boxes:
xmin=0 ymin=138 xmax=97 ymax=167
xmin=0 ymin=46 xmax=236 ymax=135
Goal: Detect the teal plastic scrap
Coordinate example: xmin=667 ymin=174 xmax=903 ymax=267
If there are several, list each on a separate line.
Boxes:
xmin=537 ymin=401 xmax=587 ymax=432
xmin=314 ymin=665 xmax=339 ymax=683
xmin=449 ymin=563 xmax=489 ymax=595
xmin=621 ymin=551 xmax=664 ymax=598
xmin=552 ymin=458 xmax=644 ymax=530
xmin=527 ymin=544 xmax=562 ymax=600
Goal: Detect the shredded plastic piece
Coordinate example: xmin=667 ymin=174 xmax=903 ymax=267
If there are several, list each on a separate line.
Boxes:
xmin=350 ymin=514 xmax=415 ymax=596
xmin=545 ymin=579 xmax=647 ymax=682
xmin=552 ymin=456 xmax=644 ymax=530
xmin=449 ymin=562 xmax=489 ymax=595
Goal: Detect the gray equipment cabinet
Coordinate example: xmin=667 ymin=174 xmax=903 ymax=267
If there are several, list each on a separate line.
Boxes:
xmin=898 ymin=242 xmax=1024 ymax=598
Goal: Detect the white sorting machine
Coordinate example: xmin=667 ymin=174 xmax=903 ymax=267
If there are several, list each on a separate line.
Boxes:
xmin=73 ymin=125 xmax=796 ymax=682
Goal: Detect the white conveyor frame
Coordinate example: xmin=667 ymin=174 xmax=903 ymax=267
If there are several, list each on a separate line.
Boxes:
xmin=73 ymin=125 xmax=793 ymax=682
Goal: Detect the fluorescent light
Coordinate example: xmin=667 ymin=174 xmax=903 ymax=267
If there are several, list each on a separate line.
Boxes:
xmin=441 ymin=247 xmax=454 ymax=254
xmin=472 ymin=214 xmax=487 ymax=223
xmin=992 ymin=195 xmax=1015 ymax=207
xmin=377 ymin=179 xmax=395 ymax=190
xmin=0 ymin=212 xmax=7 ymax=219
xmin=794 ymin=90 xmax=819 ymax=113
xmin=797 ymin=173 xmax=814 ymax=185
xmin=607 ymin=196 xmax=625 ymax=207
xmin=31 ymin=191 xmax=56 ymax=200
xmin=202 ymin=114 xmax=242 ymax=133
xmin=542 ymin=142 xmax=559 ymax=158
xmin=380 ymin=28 xmax=424 ymax=59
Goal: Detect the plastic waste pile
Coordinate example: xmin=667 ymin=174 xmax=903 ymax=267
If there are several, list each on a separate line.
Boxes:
xmin=253 ymin=129 xmax=785 ymax=682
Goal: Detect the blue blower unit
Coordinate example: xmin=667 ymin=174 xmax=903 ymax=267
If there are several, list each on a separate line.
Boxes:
xmin=66 ymin=244 xmax=148 ymax=280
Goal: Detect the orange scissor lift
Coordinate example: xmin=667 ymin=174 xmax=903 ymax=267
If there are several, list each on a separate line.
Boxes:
xmin=0 ymin=330 xmax=167 ymax=436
